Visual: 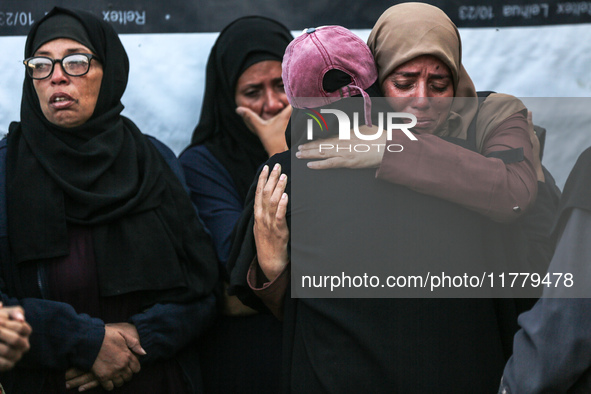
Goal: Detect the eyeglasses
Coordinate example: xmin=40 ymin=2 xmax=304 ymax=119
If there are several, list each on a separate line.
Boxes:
xmin=23 ymin=53 xmax=99 ymax=80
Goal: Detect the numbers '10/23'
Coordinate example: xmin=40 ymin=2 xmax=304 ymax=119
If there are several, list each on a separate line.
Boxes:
xmin=0 ymin=12 xmax=35 ymax=27
xmin=489 ymin=272 xmax=574 ymax=288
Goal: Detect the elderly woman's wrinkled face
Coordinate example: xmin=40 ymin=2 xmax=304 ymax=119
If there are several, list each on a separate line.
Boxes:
xmin=32 ymin=38 xmax=103 ymax=128
xmin=381 ymin=55 xmax=454 ymax=135
xmin=235 ymin=60 xmax=287 ymax=121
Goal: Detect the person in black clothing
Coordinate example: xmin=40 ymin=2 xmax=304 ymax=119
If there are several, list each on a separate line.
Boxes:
xmin=179 ymin=16 xmax=293 ymax=394
xmin=0 ymin=7 xmax=218 ymax=393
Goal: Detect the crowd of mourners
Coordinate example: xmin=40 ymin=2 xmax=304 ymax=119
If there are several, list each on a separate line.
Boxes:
xmin=0 ymin=2 xmax=589 ymax=393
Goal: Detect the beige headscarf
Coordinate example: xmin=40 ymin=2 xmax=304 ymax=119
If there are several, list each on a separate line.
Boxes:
xmin=367 ymin=2 xmax=526 ymax=152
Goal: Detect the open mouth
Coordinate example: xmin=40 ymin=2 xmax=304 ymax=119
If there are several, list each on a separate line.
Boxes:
xmin=50 ymin=93 xmax=77 ymax=108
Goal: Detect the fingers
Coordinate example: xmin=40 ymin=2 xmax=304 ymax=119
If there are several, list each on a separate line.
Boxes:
xmin=120 ymin=366 xmax=134 ymax=383
xmin=0 ymin=342 xmax=19 ymax=361
xmin=265 ymin=164 xmax=282 ymax=191
xmin=128 ymin=352 xmax=141 ymax=374
xmin=0 ymin=324 xmax=29 ymax=372
xmin=296 ymin=137 xmax=341 ymax=157
xmin=127 ymin=339 xmax=147 ymax=357
xmin=252 ymin=161 xmax=290 ymax=283
xmin=306 ymin=157 xmax=346 ymax=170
xmin=296 ymin=130 xmax=387 ymax=170
xmin=255 ymin=165 xmax=270 ymax=211
xmin=65 ymin=370 xmax=96 ymax=390
xmin=0 ymin=357 xmax=15 ymax=372
xmin=255 ymin=163 xmax=286 ymax=212
xmin=236 ymin=106 xmax=261 ymax=133
xmin=238 ymin=105 xmax=289 ymax=133
xmin=276 ymin=193 xmax=288 ymax=223
xmin=298 ymin=137 xmax=341 ymax=151
xmin=271 ymin=175 xmax=287 ymax=210
xmin=65 ymin=367 xmax=86 ymax=380
xmin=119 ymin=329 xmax=147 ymax=356
xmin=239 ymin=104 xmax=290 ymax=156
xmin=111 ymin=326 xmax=142 ymax=372
xmin=0 ymin=305 xmax=26 ymax=324
xmin=113 ymin=376 xmax=126 ymax=387
xmin=16 ymin=321 xmax=32 ymax=337
xmin=78 ymin=379 xmax=101 ymax=392
xmin=296 ymin=144 xmax=328 ymax=159
xmin=104 ymin=366 xmax=132 ymax=389
xmin=100 ymin=380 xmax=115 ymax=391
xmin=0 ymin=325 xmax=30 ymax=352
xmin=0 ymin=319 xmax=31 ymax=337
xmin=4 ymin=306 xmax=26 ymax=323
xmin=87 ymin=363 xmax=135 ymax=391
xmin=105 ymin=322 xmax=147 ymax=357
xmin=0 ymin=306 xmax=31 ymax=338
xmin=263 ymin=164 xmax=283 ymax=206
xmin=8 ymin=309 xmax=25 ymax=323
xmin=257 ymin=164 xmax=287 ymax=222
xmin=92 ymin=325 xmax=141 ymax=388
xmin=296 ymin=145 xmax=344 ymax=160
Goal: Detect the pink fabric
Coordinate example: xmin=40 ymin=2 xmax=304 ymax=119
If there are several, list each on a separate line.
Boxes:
xmin=282 ymin=26 xmax=377 ymax=126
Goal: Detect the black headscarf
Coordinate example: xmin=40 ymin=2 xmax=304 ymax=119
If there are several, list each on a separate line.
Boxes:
xmin=6 ymin=7 xmax=218 ymax=303
xmin=31 ymin=12 xmax=96 ymax=55
xmin=187 ymin=16 xmax=293 ymax=201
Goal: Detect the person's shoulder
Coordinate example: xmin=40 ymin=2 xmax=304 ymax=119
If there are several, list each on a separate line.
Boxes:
xmin=179 ymin=144 xmax=223 ymax=170
xmin=143 ymin=134 xmax=180 ymax=166
xmin=575 ymin=146 xmax=591 ymax=168
xmin=480 ymin=93 xmax=527 ymax=119
xmin=180 ymin=143 xmax=212 ymax=159
xmin=553 ymin=145 xmax=591 ymax=235
xmin=144 ymin=134 xmax=173 ymax=155
xmin=0 ymin=137 xmax=7 ymax=162
xmin=565 ymin=146 xmax=591 ymax=189
xmin=254 ymin=150 xmax=291 ymax=179
xmin=266 ymin=150 xmax=290 ymax=167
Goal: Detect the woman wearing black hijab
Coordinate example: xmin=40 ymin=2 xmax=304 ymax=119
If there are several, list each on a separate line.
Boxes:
xmin=179 ymin=16 xmax=293 ymax=394
xmin=181 ymin=16 xmax=293 ymax=264
xmin=0 ymin=7 xmax=218 ymax=393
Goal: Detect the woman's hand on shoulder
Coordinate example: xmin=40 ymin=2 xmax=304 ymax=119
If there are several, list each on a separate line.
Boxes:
xmin=236 ymin=105 xmax=291 ymax=156
xmin=254 ymin=163 xmax=289 ymax=282
xmin=296 ymin=125 xmax=387 ymax=169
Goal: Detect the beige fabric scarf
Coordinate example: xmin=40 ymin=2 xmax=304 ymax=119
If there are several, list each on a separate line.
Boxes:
xmin=367 ymin=2 xmax=526 ymax=152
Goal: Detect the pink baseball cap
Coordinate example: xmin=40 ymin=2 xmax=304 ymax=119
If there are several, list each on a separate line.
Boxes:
xmin=282 ymin=25 xmax=378 ymax=126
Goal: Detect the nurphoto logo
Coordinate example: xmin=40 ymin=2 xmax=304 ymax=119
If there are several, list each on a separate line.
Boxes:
xmin=305 ymin=109 xmax=417 ymax=153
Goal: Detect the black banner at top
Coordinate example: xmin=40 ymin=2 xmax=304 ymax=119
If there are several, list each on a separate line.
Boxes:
xmin=1 ymin=0 xmax=590 ymax=36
